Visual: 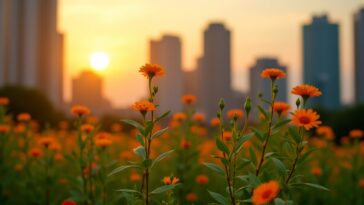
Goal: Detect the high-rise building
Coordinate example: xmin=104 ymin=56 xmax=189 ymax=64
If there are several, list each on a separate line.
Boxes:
xmin=303 ymin=15 xmax=341 ymax=108
xmin=72 ymin=70 xmax=111 ymax=115
xmin=354 ymin=8 xmax=364 ymax=103
xmin=198 ymin=23 xmax=232 ymax=119
xmin=0 ymin=0 xmax=64 ymax=108
xmin=150 ymin=35 xmax=183 ymax=113
xmin=249 ymin=58 xmax=288 ymax=111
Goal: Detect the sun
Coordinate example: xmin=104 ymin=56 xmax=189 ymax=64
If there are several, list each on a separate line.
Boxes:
xmin=90 ymin=51 xmax=109 ymax=71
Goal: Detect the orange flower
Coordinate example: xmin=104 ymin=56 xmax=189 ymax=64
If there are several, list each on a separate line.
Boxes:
xmin=181 ymin=94 xmax=196 ymax=104
xmin=95 ymin=132 xmax=113 ymax=148
xmin=252 ymin=181 xmax=280 ymax=205
xmin=222 ymin=131 xmax=233 ymax=141
xmin=349 ymin=129 xmax=363 ymax=139
xmin=186 ymin=193 xmax=198 ymax=202
xmin=359 ymin=179 xmax=364 ymax=188
xmin=38 ymin=137 xmax=54 ymax=148
xmin=71 ymin=105 xmax=90 ymax=117
xmin=0 ymin=124 xmax=10 ymax=134
xmin=130 ymin=172 xmax=142 ymax=182
xmin=272 ymin=102 xmax=290 ymax=116
xmin=172 ymin=112 xmax=187 ymax=122
xmin=195 ymin=175 xmax=209 ymax=185
xmin=139 ymin=63 xmax=164 ymax=78
xmin=311 ymin=167 xmax=323 ymax=176
xmin=111 ymin=123 xmax=122 ymax=132
xmin=260 ymin=68 xmax=286 ymax=80
xmin=54 ymin=153 xmax=64 ymax=161
xmin=291 ymin=84 xmax=322 ymax=99
xmin=210 ymin=117 xmax=220 ymax=127
xmin=14 ymin=163 xmax=23 ymax=172
xmin=316 ymin=126 xmax=335 ymax=140
xmin=81 ymin=124 xmax=94 ymax=133
xmin=180 ymin=138 xmax=192 ymax=149
xmin=0 ymin=97 xmax=9 ymax=106
xmin=227 ymin=109 xmax=244 ymax=120
xmin=341 ymin=136 xmax=350 ymax=145
xmin=17 ymin=113 xmax=31 ymax=122
xmin=291 ymin=109 xmax=321 ymax=130
xmin=49 ymin=141 xmax=62 ymax=151
xmin=163 ymin=176 xmax=179 ymax=185
xmin=61 ymin=199 xmax=77 ymax=205
xmin=132 ymin=100 xmax=156 ymax=115
xmin=29 ymin=147 xmax=43 ymax=158
xmin=193 ymin=113 xmax=205 ymax=122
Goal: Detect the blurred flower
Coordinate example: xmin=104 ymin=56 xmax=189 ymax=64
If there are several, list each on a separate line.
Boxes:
xmin=15 ymin=124 xmax=25 ymax=133
xmin=120 ymin=151 xmax=134 ymax=160
xmin=340 ymin=136 xmax=350 ymax=145
xmin=195 ymin=175 xmax=209 ymax=185
xmin=181 ymin=94 xmax=196 ymax=104
xmin=71 ymin=105 xmax=90 ymax=117
xmin=260 ymin=68 xmax=286 ymax=80
xmin=193 ymin=113 xmax=205 ymax=122
xmin=81 ymin=124 xmax=94 ymax=134
xmin=292 ymin=109 xmax=321 ymax=130
xmin=132 ymin=100 xmax=156 ymax=115
xmin=291 ymin=84 xmax=322 ymax=100
xmin=61 ymin=199 xmax=77 ymax=205
xmin=130 ymin=172 xmax=142 ymax=182
xmin=111 ymin=123 xmax=122 ymax=132
xmin=186 ymin=192 xmax=198 ymax=202
xmin=49 ymin=141 xmax=62 ymax=151
xmin=316 ymin=126 xmax=335 ymax=140
xmin=311 ymin=167 xmax=323 ymax=176
xmin=0 ymin=97 xmax=9 ymax=106
xmin=83 ymin=162 xmax=98 ymax=176
xmin=86 ymin=116 xmax=98 ymax=124
xmin=38 ymin=137 xmax=54 ymax=148
xmin=17 ymin=113 xmax=31 ymax=122
xmin=0 ymin=124 xmax=10 ymax=134
xmin=349 ymin=129 xmax=363 ymax=139
xmin=172 ymin=112 xmax=187 ymax=122
xmin=180 ymin=138 xmax=192 ymax=149
xmin=359 ymin=179 xmax=364 ymax=188
xmin=163 ymin=176 xmax=179 ymax=185
xmin=29 ymin=147 xmax=43 ymax=158
xmin=58 ymin=120 xmax=69 ymax=130
xmin=139 ymin=63 xmax=164 ymax=79
xmin=14 ymin=163 xmax=23 ymax=172
xmin=227 ymin=109 xmax=244 ymax=120
xmin=272 ymin=102 xmax=290 ymax=116
xmin=222 ymin=131 xmax=232 ymax=141
xmin=252 ymin=181 xmax=280 ymax=205
xmin=54 ymin=153 xmax=63 ymax=161
xmin=95 ymin=132 xmax=112 ymax=148
xmin=210 ymin=117 xmax=221 ymax=127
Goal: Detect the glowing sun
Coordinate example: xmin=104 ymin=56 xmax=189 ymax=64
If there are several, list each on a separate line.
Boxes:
xmin=90 ymin=51 xmax=109 ymax=71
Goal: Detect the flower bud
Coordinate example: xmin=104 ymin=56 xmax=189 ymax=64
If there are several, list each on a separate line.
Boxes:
xmin=244 ymin=97 xmax=251 ymax=117
xmin=296 ymin=98 xmax=301 ymax=108
xmin=219 ymin=98 xmax=225 ymax=111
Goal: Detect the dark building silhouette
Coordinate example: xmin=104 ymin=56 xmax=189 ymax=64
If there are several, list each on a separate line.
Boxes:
xmin=354 ymin=8 xmax=364 ymax=103
xmin=303 ymin=15 xmax=341 ymax=108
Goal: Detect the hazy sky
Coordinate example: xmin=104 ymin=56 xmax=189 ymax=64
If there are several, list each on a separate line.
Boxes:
xmin=59 ymin=0 xmax=364 ymax=108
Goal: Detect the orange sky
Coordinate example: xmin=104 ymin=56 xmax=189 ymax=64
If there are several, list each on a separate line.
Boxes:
xmin=59 ymin=0 xmax=364 ymax=108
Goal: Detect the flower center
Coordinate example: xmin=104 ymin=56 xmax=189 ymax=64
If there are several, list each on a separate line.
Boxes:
xmin=299 ymin=116 xmax=311 ymax=124
xmin=262 ymin=189 xmax=272 ymax=199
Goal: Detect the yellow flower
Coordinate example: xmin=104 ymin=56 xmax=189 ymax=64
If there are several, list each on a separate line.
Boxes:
xmin=291 ymin=109 xmax=322 ymax=130
xmin=139 ymin=63 xmax=164 ymax=79
xmin=252 ymin=181 xmax=280 ymax=205
xmin=260 ymin=68 xmax=286 ymax=80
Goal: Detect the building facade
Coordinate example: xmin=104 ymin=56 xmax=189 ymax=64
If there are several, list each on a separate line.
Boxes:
xmin=354 ymin=8 xmax=364 ymax=103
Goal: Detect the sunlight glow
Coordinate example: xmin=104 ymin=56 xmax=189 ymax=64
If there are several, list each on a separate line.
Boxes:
xmin=90 ymin=51 xmax=109 ymax=71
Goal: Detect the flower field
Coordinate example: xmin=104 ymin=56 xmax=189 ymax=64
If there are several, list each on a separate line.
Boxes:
xmin=0 ymin=65 xmax=363 ymax=205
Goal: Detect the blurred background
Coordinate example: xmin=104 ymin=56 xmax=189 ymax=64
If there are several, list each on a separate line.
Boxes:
xmin=0 ymin=0 xmax=364 ymax=139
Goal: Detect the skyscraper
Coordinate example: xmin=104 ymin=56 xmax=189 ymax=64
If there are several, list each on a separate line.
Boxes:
xmin=303 ymin=15 xmax=341 ymax=108
xmin=72 ymin=70 xmax=111 ymax=115
xmin=0 ymin=0 xmax=64 ymax=108
xmin=354 ymin=8 xmax=364 ymax=103
xmin=198 ymin=23 xmax=232 ymax=119
xmin=150 ymin=35 xmax=183 ymax=113
xmin=249 ymin=58 xmax=288 ymax=113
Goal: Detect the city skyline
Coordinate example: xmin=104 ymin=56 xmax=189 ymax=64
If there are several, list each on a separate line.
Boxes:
xmin=60 ymin=0 xmax=363 ymax=108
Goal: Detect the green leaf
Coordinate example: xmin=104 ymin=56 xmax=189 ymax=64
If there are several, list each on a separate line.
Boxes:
xmin=298 ymin=149 xmax=316 ymax=164
xmin=274 ymin=198 xmax=286 ymax=205
xmin=301 ymin=183 xmax=329 ymax=191
xmin=273 ymin=119 xmax=291 ymax=129
xmin=248 ymin=173 xmax=261 ymax=187
xmin=234 ymin=133 xmax=254 ymax=153
xmin=150 ymin=184 xmax=176 ymax=194
xmin=251 ymin=128 xmax=264 ymax=141
xmin=144 ymin=121 xmax=154 ymax=137
xmin=133 ymin=146 xmax=146 ymax=160
xmin=203 ymin=162 xmax=225 ymax=175
xmin=116 ymin=189 xmax=142 ymax=195
xmin=288 ymin=126 xmax=301 ymax=144
xmin=271 ymin=157 xmax=287 ymax=175
xmin=155 ymin=111 xmax=171 ymax=123
xmin=257 ymin=105 xmax=269 ymax=119
xmin=136 ymin=134 xmax=145 ymax=146
xmin=121 ymin=119 xmax=144 ymax=134
xmin=208 ymin=191 xmax=229 ymax=205
xmin=108 ymin=165 xmax=139 ymax=177
xmin=151 ymin=149 xmax=174 ymax=168
xmin=151 ymin=127 xmax=168 ymax=139
xmin=216 ymin=138 xmax=230 ymax=155
xmin=249 ymin=147 xmax=257 ymax=166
